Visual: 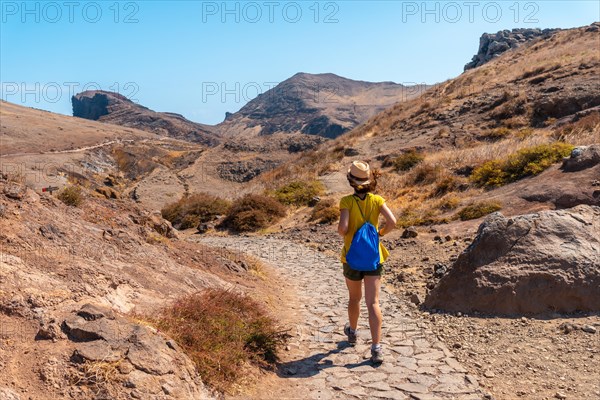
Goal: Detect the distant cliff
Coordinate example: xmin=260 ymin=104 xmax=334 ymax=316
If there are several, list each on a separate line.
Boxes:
xmin=72 ymin=91 xmax=219 ymax=146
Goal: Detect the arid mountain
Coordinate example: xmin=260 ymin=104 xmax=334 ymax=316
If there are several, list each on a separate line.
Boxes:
xmin=73 ymin=73 xmax=428 ymax=141
xmin=1 ymin=22 xmax=599 ymax=400
xmin=70 ymin=74 xmax=428 ymax=195
xmin=72 ymin=91 xmax=219 ymax=146
xmin=218 ymin=72 xmax=428 ymax=138
xmin=262 ymin=23 xmax=600 ymax=191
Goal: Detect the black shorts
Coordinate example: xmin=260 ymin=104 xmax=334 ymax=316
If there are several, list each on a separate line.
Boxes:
xmin=343 ymin=263 xmax=383 ymax=281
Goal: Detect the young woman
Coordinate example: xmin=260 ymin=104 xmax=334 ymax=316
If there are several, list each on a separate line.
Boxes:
xmin=337 ymin=160 xmax=396 ymax=364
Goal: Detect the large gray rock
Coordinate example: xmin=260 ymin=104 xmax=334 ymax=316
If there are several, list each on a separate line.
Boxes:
xmin=62 ymin=303 xmax=214 ymax=399
xmin=425 ymin=205 xmax=600 ymax=315
xmin=464 ymin=27 xmax=561 ymax=70
xmin=562 ymin=145 xmax=600 ymax=172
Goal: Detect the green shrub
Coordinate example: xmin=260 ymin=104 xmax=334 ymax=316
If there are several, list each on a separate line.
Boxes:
xmin=457 ymin=201 xmax=502 ymax=220
xmin=220 ymin=194 xmax=286 ymax=232
xmin=471 ymin=142 xmax=574 ymax=188
xmin=272 ymin=180 xmax=324 ymax=206
xmin=308 ymin=199 xmax=340 ymax=224
xmin=392 ymin=150 xmax=425 ymax=172
xmin=58 ymin=185 xmax=83 ymax=207
xmin=151 ymin=289 xmax=287 ymax=392
xmin=161 ymin=193 xmax=230 ymax=229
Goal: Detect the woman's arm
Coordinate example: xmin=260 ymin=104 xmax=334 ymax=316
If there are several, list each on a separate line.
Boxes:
xmin=378 ymin=203 xmax=397 ymax=236
xmin=338 ymin=209 xmax=349 ymax=236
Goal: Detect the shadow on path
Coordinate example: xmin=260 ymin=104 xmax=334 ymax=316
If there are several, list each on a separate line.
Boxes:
xmin=276 ymin=341 xmax=381 ymax=379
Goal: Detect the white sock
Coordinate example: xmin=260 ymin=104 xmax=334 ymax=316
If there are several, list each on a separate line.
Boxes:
xmin=371 ymin=343 xmax=382 ymax=351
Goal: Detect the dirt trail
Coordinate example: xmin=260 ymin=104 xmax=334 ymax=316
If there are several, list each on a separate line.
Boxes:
xmin=0 ymin=138 xmax=143 ymax=158
xmin=194 ymin=235 xmax=486 ymax=400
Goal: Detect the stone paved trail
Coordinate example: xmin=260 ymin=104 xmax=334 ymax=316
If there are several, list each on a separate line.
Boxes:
xmin=194 ymin=235 xmax=486 ymax=400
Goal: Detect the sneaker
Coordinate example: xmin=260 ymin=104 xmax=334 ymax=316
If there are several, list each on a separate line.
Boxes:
xmin=371 ymin=346 xmax=384 ymax=364
xmin=344 ymin=323 xmax=357 ymax=344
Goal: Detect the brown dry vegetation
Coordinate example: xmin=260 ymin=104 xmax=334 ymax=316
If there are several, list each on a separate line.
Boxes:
xmin=147 ymin=289 xmax=288 ymax=393
xmin=161 ymin=192 xmax=231 ymax=229
xmin=220 ymin=194 xmax=287 ymax=232
xmin=255 ymin=25 xmax=599 ymax=229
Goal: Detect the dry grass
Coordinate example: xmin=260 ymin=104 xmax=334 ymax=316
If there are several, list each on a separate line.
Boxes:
xmin=145 ymin=231 xmax=171 ymax=245
xmin=554 ymin=112 xmax=600 ymax=144
xmin=479 ymin=127 xmax=512 ymax=141
xmin=470 ymin=142 xmax=574 ymax=188
xmin=221 ymin=251 xmax=267 ymax=278
xmin=149 ymin=289 xmax=288 ymax=393
xmin=390 ymin=149 xmax=425 ymax=172
xmin=426 ymin=132 xmax=554 ymax=172
xmin=308 ymin=198 xmax=340 ymax=224
xmin=69 ymin=359 xmax=124 ymax=399
xmin=457 ymin=201 xmax=502 ymax=221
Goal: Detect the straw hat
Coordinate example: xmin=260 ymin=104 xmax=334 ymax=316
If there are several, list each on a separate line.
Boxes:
xmin=347 ymin=161 xmax=371 ymax=185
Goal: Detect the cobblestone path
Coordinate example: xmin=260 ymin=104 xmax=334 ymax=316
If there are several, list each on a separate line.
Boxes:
xmin=195 ymin=236 xmax=485 ymax=400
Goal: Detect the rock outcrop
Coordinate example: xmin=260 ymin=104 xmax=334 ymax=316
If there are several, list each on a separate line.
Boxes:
xmin=217 ymin=158 xmax=280 ymax=182
xmin=464 ymin=27 xmax=561 ymax=70
xmin=61 ymin=304 xmax=214 ymax=399
xmin=425 ymin=205 xmax=600 ymax=315
xmin=562 ymin=144 xmax=600 ymax=172
xmin=72 ymin=91 xmax=219 ymax=146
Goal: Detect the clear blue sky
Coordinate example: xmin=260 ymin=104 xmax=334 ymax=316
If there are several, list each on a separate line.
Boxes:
xmin=1 ymin=1 xmax=598 ymax=124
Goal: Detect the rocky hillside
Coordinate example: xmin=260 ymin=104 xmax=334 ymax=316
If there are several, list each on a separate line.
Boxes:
xmin=218 ymin=72 xmax=427 ymax=138
xmin=464 ymin=27 xmax=562 ymax=70
xmin=69 ymin=74 xmax=427 ymax=198
xmin=261 ymin=23 xmax=599 ymax=194
xmin=72 ymin=91 xmax=219 ymax=146
xmin=0 ymin=172 xmax=257 ymax=399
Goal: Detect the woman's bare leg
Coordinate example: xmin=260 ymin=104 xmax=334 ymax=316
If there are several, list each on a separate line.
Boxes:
xmin=345 ymin=278 xmax=362 ymax=330
xmin=364 ymin=275 xmax=382 ymax=344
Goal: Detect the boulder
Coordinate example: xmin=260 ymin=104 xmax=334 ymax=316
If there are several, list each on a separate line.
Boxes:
xmin=425 ymin=205 xmax=600 ymax=315
xmin=562 ymin=145 xmax=600 ymax=172
xmin=402 ymin=226 xmax=418 ymax=239
xmin=96 ymin=186 xmax=120 ymax=199
xmin=2 ymin=183 xmax=26 ymax=200
xmin=60 ymin=304 xmax=213 ymax=399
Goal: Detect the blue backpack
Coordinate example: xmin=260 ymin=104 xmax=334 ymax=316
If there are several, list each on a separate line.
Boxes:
xmin=345 ymin=195 xmax=380 ymax=271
